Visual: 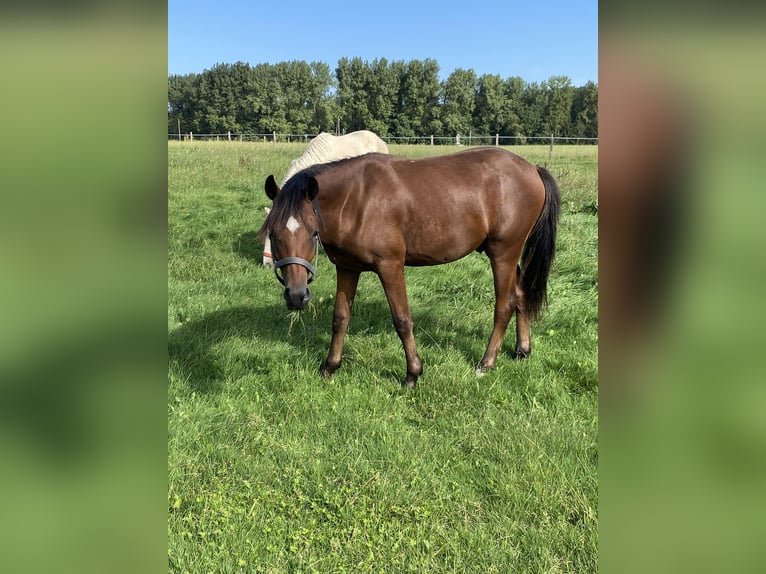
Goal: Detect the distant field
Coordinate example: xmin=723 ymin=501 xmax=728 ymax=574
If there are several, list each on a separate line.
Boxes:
xmin=168 ymin=141 xmax=597 ymax=572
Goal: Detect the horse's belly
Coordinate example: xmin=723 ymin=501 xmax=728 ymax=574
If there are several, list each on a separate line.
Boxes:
xmin=404 ymin=235 xmax=482 ymax=266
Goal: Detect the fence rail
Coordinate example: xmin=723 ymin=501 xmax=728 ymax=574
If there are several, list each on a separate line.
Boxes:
xmin=167 ymin=131 xmax=598 ymax=146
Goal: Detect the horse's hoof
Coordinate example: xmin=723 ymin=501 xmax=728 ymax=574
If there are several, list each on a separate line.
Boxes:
xmin=402 ymin=378 xmax=417 ymax=389
xmin=320 ymin=359 xmax=340 ymax=379
xmin=319 ymin=365 xmax=334 ymax=379
xmin=514 ymin=348 xmax=531 ymax=360
xmin=476 ymin=362 xmax=496 ymax=377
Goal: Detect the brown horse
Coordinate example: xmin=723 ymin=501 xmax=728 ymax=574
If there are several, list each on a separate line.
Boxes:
xmin=259 ymin=147 xmax=560 ymax=388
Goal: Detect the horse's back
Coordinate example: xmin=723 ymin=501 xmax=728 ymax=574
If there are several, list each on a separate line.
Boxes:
xmin=396 ymin=147 xmax=543 ymax=224
xmin=384 ymin=147 xmax=543 ymax=203
xmin=327 ymin=147 xmax=544 ymax=213
xmin=339 ymin=130 xmax=389 ymax=156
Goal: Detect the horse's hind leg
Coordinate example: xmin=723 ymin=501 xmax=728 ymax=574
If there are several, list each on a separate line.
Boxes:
xmin=513 ymin=265 xmax=532 ymax=358
xmin=478 ymin=251 xmax=522 ymax=372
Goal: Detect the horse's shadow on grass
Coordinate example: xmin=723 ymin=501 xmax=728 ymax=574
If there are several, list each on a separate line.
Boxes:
xmin=169 ymin=296 xmax=494 ymax=394
xmin=172 ymin=234 xmax=499 ymax=392
xmin=167 ymin=302 xmax=321 ymax=394
xmin=233 ymin=230 xmax=263 ymax=263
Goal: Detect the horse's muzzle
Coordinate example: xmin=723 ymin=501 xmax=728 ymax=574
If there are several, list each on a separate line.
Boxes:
xmin=284 ymin=286 xmax=311 ymax=311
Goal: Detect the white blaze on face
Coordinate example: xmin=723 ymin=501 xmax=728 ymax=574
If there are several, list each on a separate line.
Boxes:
xmin=285 ymin=216 xmax=301 ymax=234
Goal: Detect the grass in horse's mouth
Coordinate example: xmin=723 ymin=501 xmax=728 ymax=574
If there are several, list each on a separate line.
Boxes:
xmin=286 ymin=303 xmax=317 ymax=334
xmin=286 ymin=310 xmax=303 ymax=334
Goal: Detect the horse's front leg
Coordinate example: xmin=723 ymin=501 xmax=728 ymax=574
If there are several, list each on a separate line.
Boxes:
xmin=377 ymin=264 xmax=423 ymax=388
xmin=321 ymin=267 xmax=360 ymax=378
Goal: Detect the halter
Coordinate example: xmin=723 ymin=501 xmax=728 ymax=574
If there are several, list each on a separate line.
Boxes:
xmin=273 ymin=237 xmax=319 ymax=286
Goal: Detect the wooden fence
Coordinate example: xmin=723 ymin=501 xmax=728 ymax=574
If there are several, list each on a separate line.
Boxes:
xmin=167 ymin=131 xmax=598 ymax=147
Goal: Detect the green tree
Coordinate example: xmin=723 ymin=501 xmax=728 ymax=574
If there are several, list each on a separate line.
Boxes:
xmin=570 ymin=81 xmax=598 ymax=139
xmin=168 ymin=73 xmax=199 ymax=135
xmin=242 ymin=63 xmax=278 ymax=133
xmin=519 ymin=81 xmax=546 ymax=139
xmin=543 ymin=75 xmax=575 ymax=136
xmin=275 ymin=61 xmax=315 ymax=134
xmin=502 ymin=76 xmax=526 ymax=138
xmin=398 ymin=59 xmax=441 ymax=137
xmin=168 ymin=59 xmax=597 ymax=141
xmin=441 ymin=68 xmax=477 ymax=137
xmin=366 ymin=58 xmax=400 ymax=136
xmin=336 ymin=57 xmax=373 ymax=132
xmin=238 ymin=63 xmax=261 ymax=131
xmin=308 ymin=61 xmax=339 ymax=133
xmin=260 ymin=65 xmax=289 ymax=133
xmin=200 ymin=63 xmax=246 ymax=132
xmin=473 ymin=73 xmax=506 ymax=135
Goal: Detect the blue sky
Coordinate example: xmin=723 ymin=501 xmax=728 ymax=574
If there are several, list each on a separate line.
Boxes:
xmin=168 ymin=0 xmax=597 ymax=86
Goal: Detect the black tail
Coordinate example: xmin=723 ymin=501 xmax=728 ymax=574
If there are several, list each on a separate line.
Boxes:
xmin=520 ymin=166 xmax=561 ymax=320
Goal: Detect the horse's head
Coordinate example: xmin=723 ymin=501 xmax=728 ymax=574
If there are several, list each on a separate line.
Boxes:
xmin=262 ymin=174 xmax=320 ymax=311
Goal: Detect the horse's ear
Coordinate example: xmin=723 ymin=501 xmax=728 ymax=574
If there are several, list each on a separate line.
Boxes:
xmin=306 ymin=176 xmax=319 ymax=201
xmin=265 ymin=175 xmax=280 ymax=200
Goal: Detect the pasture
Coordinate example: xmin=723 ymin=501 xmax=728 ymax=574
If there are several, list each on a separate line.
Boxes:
xmin=168 ymin=141 xmax=598 ymax=572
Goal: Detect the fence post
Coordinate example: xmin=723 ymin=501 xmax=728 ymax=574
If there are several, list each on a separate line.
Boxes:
xmin=273 ymin=131 xmax=276 ymax=146
xmin=495 ymin=133 xmax=499 ymax=146
xmin=430 ymin=135 xmax=434 ymax=147
xmin=227 ymin=131 xmax=231 ymax=142
xmin=549 ymin=134 xmax=553 ymax=160
xmin=190 ymin=132 xmax=193 ymax=142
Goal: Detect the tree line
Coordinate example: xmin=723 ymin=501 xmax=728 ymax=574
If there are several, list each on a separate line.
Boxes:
xmin=168 ymin=58 xmax=597 ymax=140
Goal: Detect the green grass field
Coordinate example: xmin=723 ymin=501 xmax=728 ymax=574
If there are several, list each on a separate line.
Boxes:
xmin=168 ymin=142 xmax=598 ymax=573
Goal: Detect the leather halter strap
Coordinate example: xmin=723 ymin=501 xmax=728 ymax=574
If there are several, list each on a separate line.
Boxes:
xmin=273 ymin=240 xmax=319 ymax=286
